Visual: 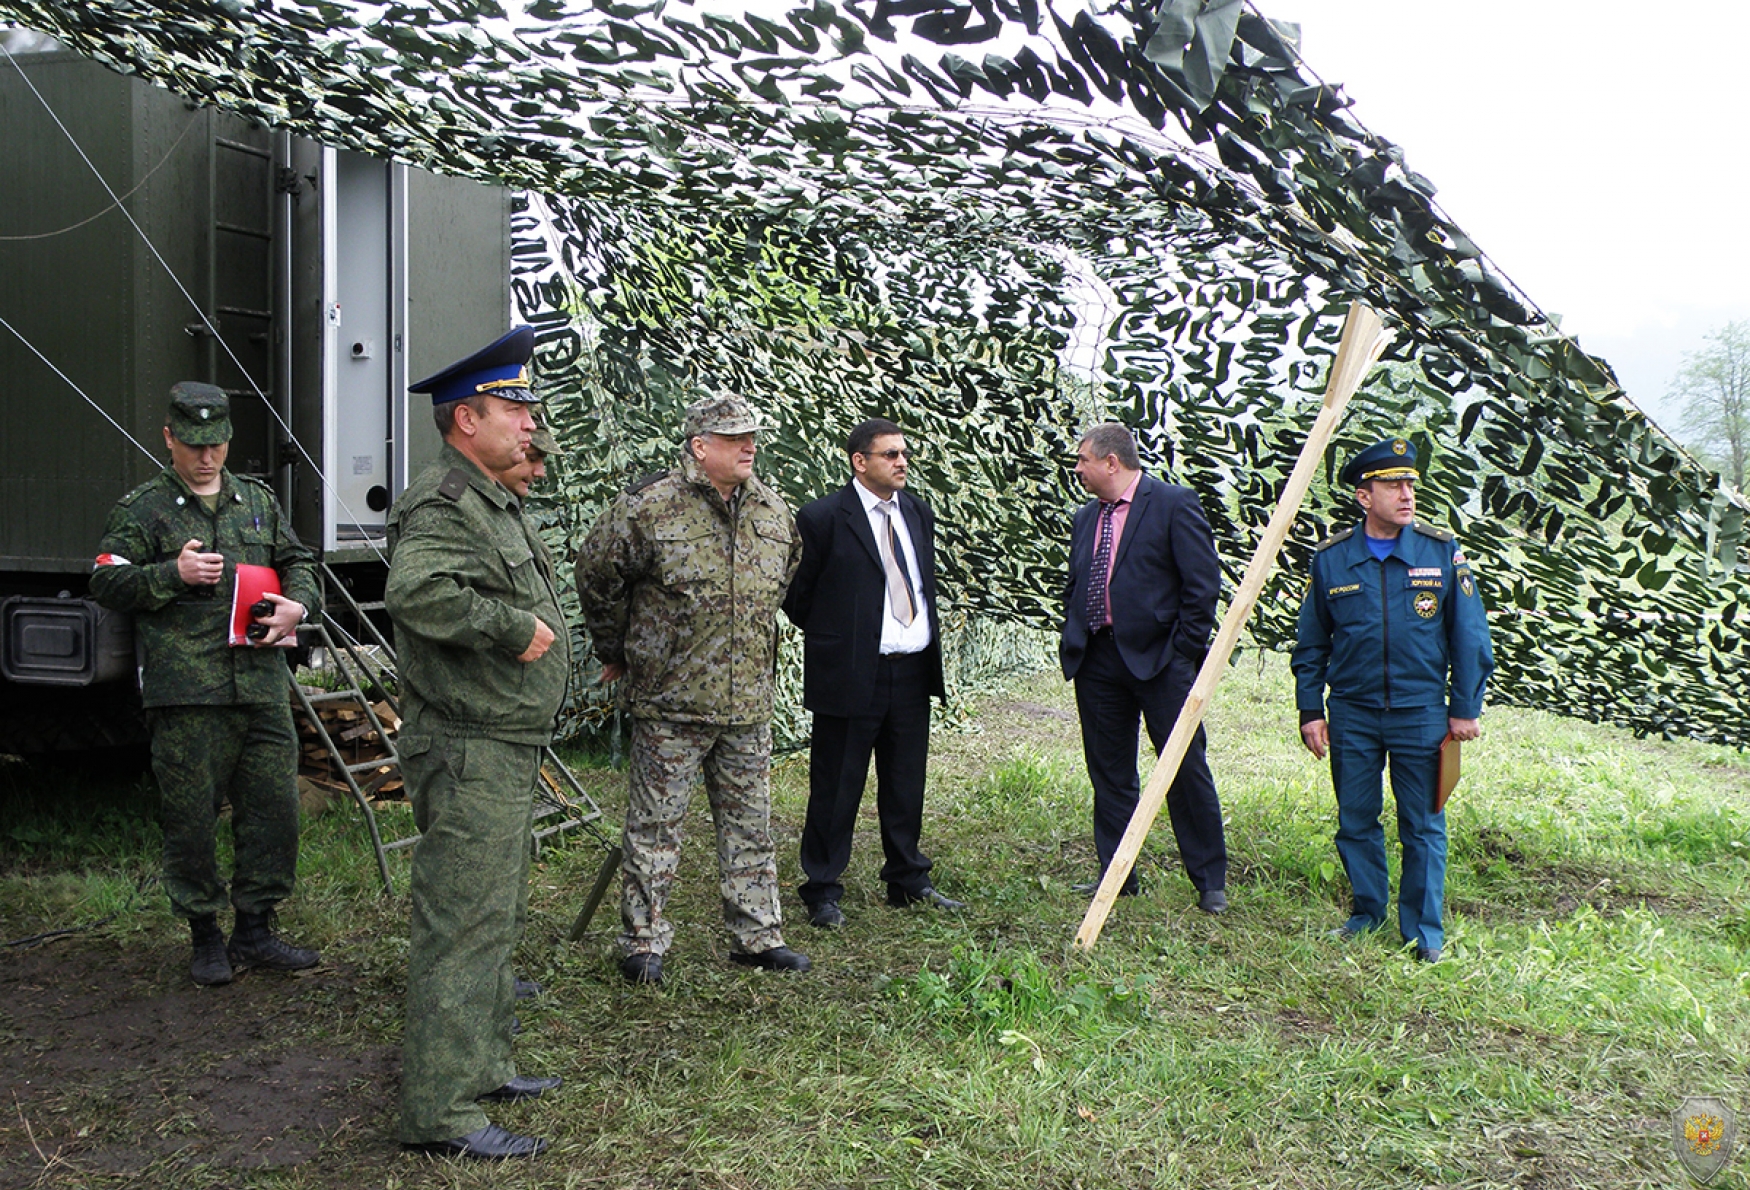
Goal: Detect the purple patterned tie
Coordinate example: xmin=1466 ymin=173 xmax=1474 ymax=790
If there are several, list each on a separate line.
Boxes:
xmin=1085 ymin=500 xmax=1117 ymax=631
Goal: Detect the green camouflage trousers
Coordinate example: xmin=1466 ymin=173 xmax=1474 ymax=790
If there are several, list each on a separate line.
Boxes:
xmin=621 ymin=719 xmax=785 ymax=958
xmin=147 ymin=703 xmax=300 ymax=919
xmin=397 ymin=730 xmax=539 ymax=1144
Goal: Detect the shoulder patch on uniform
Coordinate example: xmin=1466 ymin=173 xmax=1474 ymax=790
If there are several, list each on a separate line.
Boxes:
xmin=626 ymin=470 xmax=668 ymax=495
xmin=1411 ymin=521 xmax=1455 ymax=542
xmin=437 ymin=468 xmax=472 ymax=501
xmin=1314 ymin=526 xmax=1354 ymax=552
xmin=115 ymin=475 xmax=167 ymax=507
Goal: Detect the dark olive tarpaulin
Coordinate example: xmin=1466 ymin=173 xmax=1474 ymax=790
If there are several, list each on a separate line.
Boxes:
xmin=2 ymin=0 xmax=1745 ymax=745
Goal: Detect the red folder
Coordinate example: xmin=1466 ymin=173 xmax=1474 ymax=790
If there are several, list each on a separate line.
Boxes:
xmin=230 ymin=563 xmax=282 ymax=646
xmin=1434 ymin=733 xmax=1461 ymax=812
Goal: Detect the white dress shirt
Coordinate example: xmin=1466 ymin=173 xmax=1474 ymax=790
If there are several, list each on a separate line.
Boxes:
xmin=854 ymin=478 xmax=933 ymax=655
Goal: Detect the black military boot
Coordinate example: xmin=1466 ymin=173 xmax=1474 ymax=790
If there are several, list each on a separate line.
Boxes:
xmin=190 ymin=913 xmax=233 ymax=986
xmin=227 ymin=909 xmax=320 ymax=973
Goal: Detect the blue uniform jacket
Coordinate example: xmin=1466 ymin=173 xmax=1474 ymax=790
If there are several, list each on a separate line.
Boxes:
xmin=1291 ymin=521 xmax=1494 ymax=719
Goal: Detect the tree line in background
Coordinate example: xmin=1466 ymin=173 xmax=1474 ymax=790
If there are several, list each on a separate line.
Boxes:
xmin=1669 ymin=321 xmax=1750 ymax=492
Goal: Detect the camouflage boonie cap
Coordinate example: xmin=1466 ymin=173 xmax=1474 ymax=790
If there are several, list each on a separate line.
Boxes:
xmin=166 ymin=382 xmax=232 ymax=446
xmin=528 ymin=423 xmax=561 ymax=457
xmin=682 ymin=394 xmax=766 ymax=440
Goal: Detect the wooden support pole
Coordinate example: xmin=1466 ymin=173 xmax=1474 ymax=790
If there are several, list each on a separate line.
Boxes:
xmin=1073 ymin=302 xmax=1391 ymax=951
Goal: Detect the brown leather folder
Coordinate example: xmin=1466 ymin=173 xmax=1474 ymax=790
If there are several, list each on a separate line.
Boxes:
xmin=1434 ymin=733 xmax=1460 ymax=812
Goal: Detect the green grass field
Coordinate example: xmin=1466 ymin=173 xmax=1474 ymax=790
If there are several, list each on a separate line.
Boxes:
xmin=2 ymin=654 xmax=1746 ymax=1188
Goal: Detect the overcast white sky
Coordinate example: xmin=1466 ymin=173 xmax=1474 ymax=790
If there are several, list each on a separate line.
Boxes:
xmin=1264 ymin=0 xmax=1749 ymax=427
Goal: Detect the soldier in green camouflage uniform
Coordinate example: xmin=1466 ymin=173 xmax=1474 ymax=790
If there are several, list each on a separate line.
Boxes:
xmin=577 ymin=394 xmax=810 ymax=985
xmin=387 ymin=327 xmax=568 ymax=1162
xmin=89 ymin=383 xmax=321 ymax=987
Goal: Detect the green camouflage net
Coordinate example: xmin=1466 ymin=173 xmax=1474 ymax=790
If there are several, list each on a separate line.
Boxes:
xmin=3 ymin=0 xmax=1746 ymax=745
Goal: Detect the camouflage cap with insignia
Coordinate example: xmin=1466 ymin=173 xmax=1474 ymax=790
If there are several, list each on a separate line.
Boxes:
xmin=682 ymin=393 xmax=767 ymax=440
xmin=1340 ymin=437 xmax=1420 ymax=487
xmin=166 ymin=382 xmax=232 ymax=446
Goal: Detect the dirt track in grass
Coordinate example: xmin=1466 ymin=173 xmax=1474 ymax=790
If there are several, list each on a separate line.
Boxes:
xmin=1 ymin=936 xmax=399 ymax=1187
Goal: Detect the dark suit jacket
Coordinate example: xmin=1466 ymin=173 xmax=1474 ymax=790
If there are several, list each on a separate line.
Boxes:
xmin=1059 ymin=472 xmax=1221 ymax=682
xmin=783 ymin=482 xmax=947 ymax=718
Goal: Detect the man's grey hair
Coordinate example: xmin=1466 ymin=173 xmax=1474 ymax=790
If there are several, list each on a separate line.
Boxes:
xmin=1080 ymin=422 xmax=1141 ymax=471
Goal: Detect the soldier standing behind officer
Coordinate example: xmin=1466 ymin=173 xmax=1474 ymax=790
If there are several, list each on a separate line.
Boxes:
xmin=1291 ymin=437 xmax=1494 ymax=964
xmin=386 ymin=327 xmax=569 ymax=1161
xmin=90 ymin=383 xmax=320 ymax=987
xmin=576 ymin=394 xmax=809 ymax=985
xmin=497 ymin=422 xmax=559 ymax=499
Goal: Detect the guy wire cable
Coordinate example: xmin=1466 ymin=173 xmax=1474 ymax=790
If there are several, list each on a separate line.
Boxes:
xmin=2 ymin=41 xmax=391 ymax=568
xmin=0 ymin=105 xmax=201 ymax=242
xmin=0 ymin=311 xmax=159 ymax=465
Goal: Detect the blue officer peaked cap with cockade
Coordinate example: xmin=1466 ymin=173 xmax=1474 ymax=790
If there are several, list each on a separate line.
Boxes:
xmin=1340 ymin=437 xmax=1420 ymax=487
xmin=408 ymin=326 xmax=539 ymax=406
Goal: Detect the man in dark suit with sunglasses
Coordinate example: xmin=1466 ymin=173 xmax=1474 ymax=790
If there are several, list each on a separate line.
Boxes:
xmin=784 ymin=418 xmax=963 ymax=929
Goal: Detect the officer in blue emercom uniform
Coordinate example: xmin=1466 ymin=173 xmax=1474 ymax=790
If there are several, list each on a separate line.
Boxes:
xmin=1291 ymin=438 xmax=1493 ymax=964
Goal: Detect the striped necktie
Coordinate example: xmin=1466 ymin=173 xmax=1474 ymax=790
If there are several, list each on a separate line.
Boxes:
xmin=878 ymin=501 xmax=916 ymax=626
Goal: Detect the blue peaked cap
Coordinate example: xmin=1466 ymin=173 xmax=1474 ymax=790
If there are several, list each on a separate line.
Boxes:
xmin=409 ymin=326 xmax=539 ymax=406
xmin=1339 ymin=437 xmax=1420 ymax=487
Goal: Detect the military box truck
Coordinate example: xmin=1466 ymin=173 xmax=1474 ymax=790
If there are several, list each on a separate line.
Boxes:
xmin=0 ymin=38 xmax=512 ymax=751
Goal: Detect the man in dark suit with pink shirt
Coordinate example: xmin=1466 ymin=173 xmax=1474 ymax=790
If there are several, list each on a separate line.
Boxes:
xmin=1060 ymin=422 xmax=1228 ymax=913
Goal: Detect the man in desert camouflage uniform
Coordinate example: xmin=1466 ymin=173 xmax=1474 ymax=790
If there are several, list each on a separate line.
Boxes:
xmin=577 ymin=394 xmax=809 ymax=985
xmin=90 ymin=382 xmax=321 ymax=987
xmin=387 ymin=327 xmax=569 ymax=1162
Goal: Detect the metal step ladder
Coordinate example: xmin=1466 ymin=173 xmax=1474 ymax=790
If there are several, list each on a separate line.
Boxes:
xmin=290 ymin=563 xmax=619 ymax=926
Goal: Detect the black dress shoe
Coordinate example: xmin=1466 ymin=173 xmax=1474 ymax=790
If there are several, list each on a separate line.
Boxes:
xmin=404 ymin=1122 xmax=549 ymax=1160
xmin=808 ymin=901 xmax=845 ymax=929
xmin=1070 ymin=880 xmax=1138 ymax=898
xmin=479 ymin=1074 xmax=563 ymax=1103
xmin=1197 ymin=889 xmax=1228 ymax=915
xmin=514 ymin=977 xmax=542 ymax=1000
xmin=887 ymin=885 xmax=966 ymax=910
xmin=620 ymin=953 xmax=663 ymax=985
xmin=1416 ymin=946 xmax=1443 ymax=964
xmin=729 ymin=946 xmax=811 ymax=972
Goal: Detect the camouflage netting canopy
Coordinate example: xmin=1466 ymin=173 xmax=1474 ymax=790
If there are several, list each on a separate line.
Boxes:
xmin=3 ymin=0 xmax=1747 ymax=745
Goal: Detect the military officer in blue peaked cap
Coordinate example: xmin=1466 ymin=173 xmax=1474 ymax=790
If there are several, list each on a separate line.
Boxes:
xmin=409 ymin=325 xmax=542 ymax=406
xmin=387 ymin=325 xmax=570 ymax=1160
xmin=1291 ymin=437 xmax=1494 ymax=964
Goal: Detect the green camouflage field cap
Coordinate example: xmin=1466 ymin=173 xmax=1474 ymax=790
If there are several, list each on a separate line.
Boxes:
xmin=682 ymin=393 xmax=767 ymax=440
xmin=166 ymin=382 xmax=233 ymax=445
xmin=528 ymin=423 xmax=561 ymax=458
